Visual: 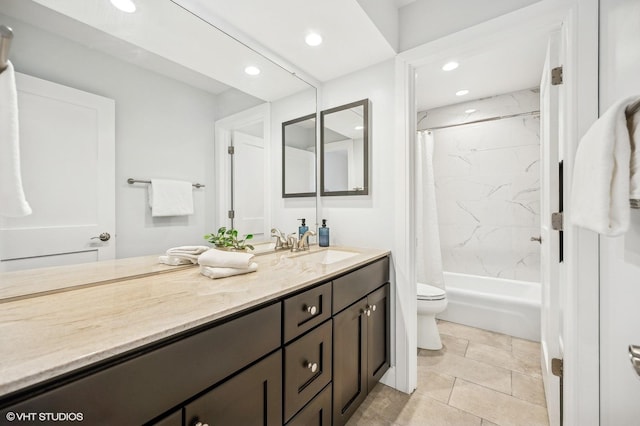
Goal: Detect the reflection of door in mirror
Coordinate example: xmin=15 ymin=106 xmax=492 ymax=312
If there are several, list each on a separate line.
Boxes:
xmin=0 ymin=73 xmax=115 ymax=272
xmin=215 ymin=105 xmax=271 ymax=243
xmin=282 ymin=114 xmax=316 ymax=198
xmin=321 ymin=99 xmax=369 ymax=196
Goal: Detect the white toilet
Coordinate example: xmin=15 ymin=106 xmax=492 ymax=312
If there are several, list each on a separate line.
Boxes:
xmin=417 ymin=283 xmax=448 ymax=350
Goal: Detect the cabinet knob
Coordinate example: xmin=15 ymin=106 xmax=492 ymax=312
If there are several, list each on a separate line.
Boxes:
xmin=371 ymin=304 xmax=377 ymax=312
xmin=304 ymin=305 xmax=318 ymax=315
xmin=305 ymin=361 xmax=318 ymax=373
xmin=361 ymin=308 xmax=371 ymax=317
xmin=195 ymin=422 xmax=209 ymax=426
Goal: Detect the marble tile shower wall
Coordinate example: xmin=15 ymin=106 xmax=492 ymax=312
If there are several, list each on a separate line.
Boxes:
xmin=425 ymin=90 xmax=541 ymax=282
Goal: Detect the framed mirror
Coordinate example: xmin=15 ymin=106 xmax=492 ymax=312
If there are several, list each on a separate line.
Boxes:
xmin=282 ymin=113 xmax=316 ymax=198
xmin=321 ymin=99 xmax=369 ymax=196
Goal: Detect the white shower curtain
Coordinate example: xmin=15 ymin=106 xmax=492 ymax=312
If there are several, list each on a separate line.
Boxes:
xmin=416 ymin=130 xmax=445 ymax=289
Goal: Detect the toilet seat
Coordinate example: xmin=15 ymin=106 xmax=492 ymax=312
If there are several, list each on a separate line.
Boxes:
xmin=417 ymin=283 xmax=446 ymax=301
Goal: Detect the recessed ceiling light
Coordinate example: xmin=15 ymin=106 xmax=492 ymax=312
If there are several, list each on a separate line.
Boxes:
xmin=244 ymin=66 xmax=261 ymax=76
xmin=465 ymin=108 xmax=477 ymax=114
xmin=456 ymin=89 xmax=469 ymax=96
xmin=110 ymin=0 xmax=136 ymax=13
xmin=305 ymin=33 xmax=323 ymax=47
xmin=442 ymin=61 xmax=459 ymax=71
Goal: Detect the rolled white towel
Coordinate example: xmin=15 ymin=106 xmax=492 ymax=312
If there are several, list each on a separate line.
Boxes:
xmin=198 ymin=249 xmax=254 ymax=269
xmin=158 ymin=255 xmax=194 ymax=266
xmin=200 ymin=263 xmax=258 ymax=279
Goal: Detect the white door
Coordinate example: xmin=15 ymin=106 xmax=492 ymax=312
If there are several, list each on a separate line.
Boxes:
xmin=539 ymin=30 xmax=562 ymax=426
xmin=0 ymin=73 xmax=115 ymax=272
xmin=233 ymin=131 xmax=267 ymax=239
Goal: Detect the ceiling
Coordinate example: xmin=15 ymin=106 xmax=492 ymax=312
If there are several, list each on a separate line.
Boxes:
xmin=415 ymin=30 xmax=549 ymax=111
xmin=174 ymin=0 xmax=398 ymax=82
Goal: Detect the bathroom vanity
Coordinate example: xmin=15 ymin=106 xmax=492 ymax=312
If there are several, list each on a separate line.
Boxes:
xmin=0 ymin=247 xmax=390 ymax=426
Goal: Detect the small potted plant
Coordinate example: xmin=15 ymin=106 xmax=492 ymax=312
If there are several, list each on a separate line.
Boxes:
xmin=204 ymin=227 xmax=254 ymax=251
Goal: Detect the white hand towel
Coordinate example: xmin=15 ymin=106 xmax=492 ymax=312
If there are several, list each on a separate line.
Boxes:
xmin=198 ymin=248 xmax=255 ymax=269
xmin=149 ymin=179 xmax=194 ymax=217
xmin=571 ymin=95 xmax=640 ymax=236
xmin=199 ymin=263 xmax=258 ymax=279
xmin=0 ymin=61 xmax=32 ymax=217
xmin=158 ymin=255 xmax=194 ymax=266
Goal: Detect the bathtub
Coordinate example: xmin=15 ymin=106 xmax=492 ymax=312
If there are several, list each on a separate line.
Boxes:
xmin=435 ymin=272 xmax=541 ymax=341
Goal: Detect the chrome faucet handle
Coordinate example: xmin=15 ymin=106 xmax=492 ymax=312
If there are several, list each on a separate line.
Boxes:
xmin=298 ymin=230 xmax=316 ymax=249
xmin=287 ymin=233 xmax=300 ymax=252
xmin=271 ymin=228 xmax=288 ymax=249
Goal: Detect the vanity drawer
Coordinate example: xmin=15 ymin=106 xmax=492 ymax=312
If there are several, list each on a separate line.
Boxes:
xmin=284 ymin=320 xmax=333 ymax=422
xmin=286 ymin=383 xmax=332 ymax=426
xmin=333 ymin=257 xmax=389 ymax=314
xmin=283 ymin=282 xmax=332 ymax=342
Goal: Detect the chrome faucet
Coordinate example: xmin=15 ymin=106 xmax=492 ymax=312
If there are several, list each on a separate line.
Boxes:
xmin=298 ymin=230 xmax=316 ymax=250
xmin=271 ymin=228 xmax=289 ymax=250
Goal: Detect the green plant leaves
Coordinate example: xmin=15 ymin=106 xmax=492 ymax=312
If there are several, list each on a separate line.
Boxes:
xmin=203 ymin=227 xmax=255 ymax=251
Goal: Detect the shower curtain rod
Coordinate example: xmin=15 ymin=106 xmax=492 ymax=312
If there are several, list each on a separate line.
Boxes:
xmin=422 ymin=110 xmax=540 ymax=132
xmin=0 ymin=25 xmax=13 ymax=73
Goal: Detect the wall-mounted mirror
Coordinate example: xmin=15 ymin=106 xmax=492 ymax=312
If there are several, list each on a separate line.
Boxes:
xmin=321 ymin=99 xmax=369 ymax=196
xmin=282 ymin=114 xmax=316 ymax=198
xmin=0 ymin=0 xmax=316 ymax=281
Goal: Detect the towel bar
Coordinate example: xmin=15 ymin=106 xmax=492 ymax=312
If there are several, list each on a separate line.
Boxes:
xmin=127 ymin=178 xmax=205 ymax=188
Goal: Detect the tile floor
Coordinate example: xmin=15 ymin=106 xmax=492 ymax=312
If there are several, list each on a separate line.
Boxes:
xmin=346 ymin=320 xmax=549 ymax=426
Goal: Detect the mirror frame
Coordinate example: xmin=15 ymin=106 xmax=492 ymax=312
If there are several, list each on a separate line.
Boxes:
xmin=320 ymin=99 xmax=369 ymax=196
xmin=282 ymin=113 xmax=317 ymax=198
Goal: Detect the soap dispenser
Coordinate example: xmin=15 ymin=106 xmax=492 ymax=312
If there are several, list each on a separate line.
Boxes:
xmin=319 ymin=219 xmax=330 ymax=247
xmin=298 ymin=218 xmax=308 ymax=239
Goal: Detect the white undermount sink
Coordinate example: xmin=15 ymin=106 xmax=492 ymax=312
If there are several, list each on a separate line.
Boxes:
xmin=294 ymin=249 xmax=359 ymax=265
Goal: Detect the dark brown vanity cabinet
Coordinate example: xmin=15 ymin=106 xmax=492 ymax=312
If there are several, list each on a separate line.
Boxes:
xmin=332 ymin=258 xmax=390 ymax=426
xmin=1 ymin=255 xmax=390 ymax=426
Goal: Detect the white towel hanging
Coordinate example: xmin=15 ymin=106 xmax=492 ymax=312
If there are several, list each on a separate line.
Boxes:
xmin=0 ymin=60 xmax=31 ymax=217
xmin=571 ymin=95 xmax=640 ymax=236
xmin=148 ymin=179 xmax=194 ymax=217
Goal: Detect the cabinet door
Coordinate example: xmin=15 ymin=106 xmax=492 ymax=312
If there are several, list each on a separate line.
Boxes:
xmin=367 ymin=283 xmax=390 ymax=391
xmin=286 ymin=384 xmax=332 ymax=426
xmin=332 ymin=299 xmax=367 ymax=426
xmin=284 ymin=320 xmax=332 ymax=421
xmin=185 ymin=351 xmax=282 ymax=426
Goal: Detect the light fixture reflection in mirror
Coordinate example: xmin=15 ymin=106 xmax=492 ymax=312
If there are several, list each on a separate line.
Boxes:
xmin=321 ymin=99 xmax=369 ymax=196
xmin=282 ymin=114 xmax=316 ymax=198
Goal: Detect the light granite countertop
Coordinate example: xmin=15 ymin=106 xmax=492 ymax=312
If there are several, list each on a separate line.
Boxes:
xmin=0 ymin=246 xmax=389 ymax=397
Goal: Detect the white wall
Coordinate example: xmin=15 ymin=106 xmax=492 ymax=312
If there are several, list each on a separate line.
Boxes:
xmin=598 ymin=0 xmax=640 ymax=422
xmin=2 ymin=13 xmax=227 ymax=258
xmin=397 ymin=0 xmax=541 ymax=52
xmin=270 ymin=88 xmax=317 ymax=234
xmin=319 ymin=60 xmax=396 ymax=250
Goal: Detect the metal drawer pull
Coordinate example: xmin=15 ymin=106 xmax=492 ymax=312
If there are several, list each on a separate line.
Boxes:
xmin=629 ymin=345 xmax=640 ymax=376
xmin=371 ymin=304 xmax=377 ymax=312
xmin=304 ymin=305 xmax=318 ymax=315
xmin=305 ymin=361 xmax=318 ymax=373
xmin=195 ymin=422 xmax=209 ymax=426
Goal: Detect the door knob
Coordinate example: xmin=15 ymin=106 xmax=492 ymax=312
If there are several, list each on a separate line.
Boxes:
xmin=530 ymin=236 xmax=542 ymax=244
xmin=91 ymin=232 xmax=111 ymax=242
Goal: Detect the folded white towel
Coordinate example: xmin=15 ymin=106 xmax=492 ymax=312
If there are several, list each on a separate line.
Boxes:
xmin=166 ymin=245 xmax=210 ymax=255
xmin=199 ymin=263 xmax=258 ymax=279
xmin=198 ymin=248 xmax=254 ymax=269
xmin=0 ymin=61 xmax=32 ymax=217
xmin=149 ymin=179 xmax=194 ymax=217
xmin=571 ymin=96 xmax=640 ymax=236
xmin=162 ymin=245 xmax=209 ymax=264
xmin=158 ymin=255 xmax=194 ymax=266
